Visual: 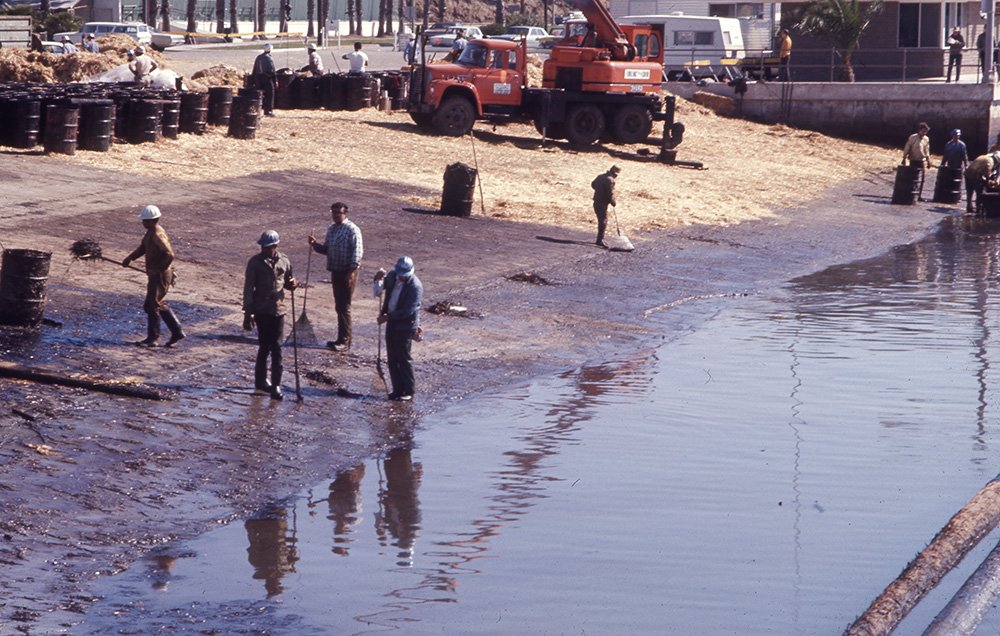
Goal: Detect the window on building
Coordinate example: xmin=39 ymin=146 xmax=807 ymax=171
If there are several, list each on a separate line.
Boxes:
xmin=899 ymin=2 xmax=942 ymax=48
xmin=709 ymin=3 xmax=765 ymax=19
xmin=674 ymin=30 xmax=715 ymax=46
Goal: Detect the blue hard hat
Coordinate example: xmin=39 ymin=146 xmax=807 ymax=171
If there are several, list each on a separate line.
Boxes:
xmin=951 ymin=128 xmax=962 ymax=137
xmin=257 ymin=230 xmax=280 ymax=247
xmin=394 ymin=256 xmax=414 ymax=276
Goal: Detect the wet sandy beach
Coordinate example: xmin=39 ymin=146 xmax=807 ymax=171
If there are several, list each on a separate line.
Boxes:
xmin=0 ymin=135 xmax=945 ymax=632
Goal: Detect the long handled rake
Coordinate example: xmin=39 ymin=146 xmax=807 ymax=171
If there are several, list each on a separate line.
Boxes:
xmin=375 ymin=289 xmax=388 ymax=393
xmin=290 ymin=288 xmax=304 ymax=403
xmin=286 ymin=244 xmax=317 ymax=346
xmin=70 ymin=238 xmax=145 ymax=273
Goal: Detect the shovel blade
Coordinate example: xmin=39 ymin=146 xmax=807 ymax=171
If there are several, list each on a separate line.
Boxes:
xmin=605 ymin=234 xmax=634 ymax=252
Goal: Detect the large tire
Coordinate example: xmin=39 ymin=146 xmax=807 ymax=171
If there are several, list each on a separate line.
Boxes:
xmin=409 ymin=112 xmax=433 ymax=128
xmin=432 ymin=95 xmax=475 ymax=136
xmin=611 ymin=104 xmax=653 ymax=144
xmin=565 ymin=103 xmax=605 ymax=145
xmin=533 ymin=118 xmax=566 ymax=140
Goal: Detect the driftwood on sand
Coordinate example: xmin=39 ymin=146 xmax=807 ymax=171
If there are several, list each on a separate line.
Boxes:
xmin=0 ymin=361 xmax=168 ymax=401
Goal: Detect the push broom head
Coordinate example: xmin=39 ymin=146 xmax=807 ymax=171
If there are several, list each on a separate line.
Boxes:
xmin=70 ymin=239 xmax=103 ymax=262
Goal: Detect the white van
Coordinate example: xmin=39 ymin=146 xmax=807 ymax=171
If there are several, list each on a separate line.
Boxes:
xmin=621 ymin=14 xmax=745 ymax=81
xmin=55 ymin=22 xmax=153 ymax=46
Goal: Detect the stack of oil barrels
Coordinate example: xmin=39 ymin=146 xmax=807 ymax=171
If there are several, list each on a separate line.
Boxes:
xmin=266 ymin=71 xmax=405 ymax=113
xmin=0 ymin=81 xmax=252 ymax=155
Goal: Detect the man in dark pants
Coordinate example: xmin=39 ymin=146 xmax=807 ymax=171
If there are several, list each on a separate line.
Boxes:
xmin=122 ymin=204 xmax=185 ymax=348
xmin=252 ymin=42 xmax=276 ymax=116
xmin=591 ymin=165 xmax=620 ymax=248
xmin=309 ymin=202 xmax=364 ymax=351
xmin=947 ymin=27 xmax=965 ymax=82
xmin=243 ymin=230 xmax=297 ymax=400
xmin=377 ymin=256 xmax=423 ymax=401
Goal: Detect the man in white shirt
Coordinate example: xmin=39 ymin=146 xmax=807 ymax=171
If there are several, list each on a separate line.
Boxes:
xmin=342 ymin=42 xmax=368 ymax=73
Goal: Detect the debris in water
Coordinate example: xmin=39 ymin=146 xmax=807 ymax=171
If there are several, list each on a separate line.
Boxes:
xmin=506 ymin=271 xmax=554 ymax=285
xmin=25 ymin=443 xmax=56 ymax=456
xmin=305 ymin=369 xmax=338 ymax=385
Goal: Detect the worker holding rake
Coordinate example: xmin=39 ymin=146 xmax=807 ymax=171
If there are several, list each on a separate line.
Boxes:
xmin=122 ymin=205 xmax=185 ymax=348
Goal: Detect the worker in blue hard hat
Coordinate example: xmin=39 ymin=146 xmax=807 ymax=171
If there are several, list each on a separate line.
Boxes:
xmin=940 ymin=128 xmax=968 ymax=173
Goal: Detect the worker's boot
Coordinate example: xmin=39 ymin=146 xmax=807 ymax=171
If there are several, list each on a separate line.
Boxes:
xmin=135 ymin=313 xmax=159 ymax=346
xmin=254 ymin=358 xmax=271 ymax=394
xmin=270 ymin=366 xmax=284 ymax=401
xmin=160 ymin=309 xmax=185 ymax=347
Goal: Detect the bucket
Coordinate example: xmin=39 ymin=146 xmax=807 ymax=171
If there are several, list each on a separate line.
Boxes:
xmin=933 ymin=166 xmax=963 ymax=204
xmin=207 ymin=86 xmax=233 ymax=126
xmin=228 ymin=94 xmax=261 ymax=140
xmin=0 ymin=249 xmax=52 ymax=326
xmin=891 ymin=164 xmax=923 ymax=205
xmin=42 ymin=104 xmax=79 ymax=155
xmin=179 ymin=91 xmax=209 ymax=134
xmin=126 ymin=98 xmax=164 ymax=144
xmin=161 ymin=97 xmax=181 ymax=139
xmin=74 ymin=99 xmax=115 ymax=152
xmin=441 ymin=162 xmax=478 ymax=217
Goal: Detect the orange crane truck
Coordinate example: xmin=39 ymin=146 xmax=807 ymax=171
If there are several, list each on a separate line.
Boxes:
xmin=404 ymin=0 xmax=677 ymax=146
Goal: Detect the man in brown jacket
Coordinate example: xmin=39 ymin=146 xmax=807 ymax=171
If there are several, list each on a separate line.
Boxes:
xmin=122 ymin=205 xmax=185 ymax=347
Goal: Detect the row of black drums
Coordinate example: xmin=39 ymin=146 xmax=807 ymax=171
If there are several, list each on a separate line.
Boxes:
xmin=891 ymin=164 xmax=963 ymax=206
xmin=271 ymin=71 xmax=405 ymax=112
xmin=0 ymin=82 xmax=260 ymax=155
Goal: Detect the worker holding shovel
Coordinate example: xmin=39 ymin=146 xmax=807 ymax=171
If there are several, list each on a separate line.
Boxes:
xmin=591 ymin=165 xmax=620 ymax=248
xmin=122 ymin=204 xmax=185 ymax=347
xmin=243 ymin=230 xmax=298 ymax=400
xmin=376 ymin=256 xmax=423 ymax=402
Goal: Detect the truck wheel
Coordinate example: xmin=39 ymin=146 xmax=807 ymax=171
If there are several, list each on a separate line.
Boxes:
xmin=611 ymin=105 xmax=652 ymax=144
xmin=432 ymin=96 xmax=475 ymax=136
xmin=565 ymin=104 xmax=605 ymax=145
xmin=533 ymin=118 xmax=566 ymax=140
xmin=410 ymin=112 xmax=433 ymax=128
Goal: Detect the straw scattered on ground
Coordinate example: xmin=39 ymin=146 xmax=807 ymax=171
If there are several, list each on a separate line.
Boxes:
xmin=12 ymin=93 xmax=898 ymax=232
xmin=0 ymin=35 xmax=168 ymax=83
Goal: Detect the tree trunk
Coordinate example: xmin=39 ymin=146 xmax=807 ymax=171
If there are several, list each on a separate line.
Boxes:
xmin=40 ymin=0 xmax=49 ymax=18
xmin=148 ymin=0 xmax=159 ymax=27
xmin=229 ymin=0 xmax=238 ymax=33
xmin=354 ymin=0 xmax=363 ymax=35
xmin=421 ymin=0 xmax=429 ymax=28
xmin=161 ymin=0 xmax=171 ymax=32
xmin=307 ymin=0 xmax=315 ymax=37
xmin=258 ymin=0 xmax=267 ymax=35
xmin=436 ymin=0 xmax=444 ymax=23
xmin=216 ymin=0 xmax=224 ymax=33
xmin=279 ymin=0 xmax=288 ymax=35
xmin=397 ymin=0 xmax=406 ymax=35
xmin=841 ymin=50 xmax=856 ymax=82
xmin=185 ymin=0 xmax=196 ymax=41
xmin=320 ymin=0 xmax=329 ymax=41
xmin=494 ymin=0 xmax=504 ymax=26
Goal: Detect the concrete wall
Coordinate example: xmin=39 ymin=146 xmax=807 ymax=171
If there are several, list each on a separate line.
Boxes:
xmin=665 ymin=80 xmax=1000 ymax=155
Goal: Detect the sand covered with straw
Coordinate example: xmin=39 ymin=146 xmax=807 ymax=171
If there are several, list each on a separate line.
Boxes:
xmin=0 ymin=34 xmax=168 ymax=83
xmin=44 ymin=96 xmax=896 ymax=232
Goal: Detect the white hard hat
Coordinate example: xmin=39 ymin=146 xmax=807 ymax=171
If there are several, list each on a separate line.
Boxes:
xmin=257 ymin=230 xmax=280 ymax=247
xmin=395 ymin=255 xmax=415 ymax=276
xmin=307 ymin=42 xmax=316 ymax=50
xmin=139 ymin=204 xmax=161 ymax=220
xmin=263 ymin=43 xmax=273 ymax=52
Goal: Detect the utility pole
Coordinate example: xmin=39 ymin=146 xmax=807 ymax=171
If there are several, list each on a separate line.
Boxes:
xmin=986 ymin=0 xmax=996 ymax=83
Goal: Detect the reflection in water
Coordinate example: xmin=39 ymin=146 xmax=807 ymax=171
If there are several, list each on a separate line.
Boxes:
xmin=245 ymin=504 xmax=299 ymax=597
xmin=375 ymin=447 xmax=423 ymax=567
xmin=326 ymin=464 xmax=365 ymax=556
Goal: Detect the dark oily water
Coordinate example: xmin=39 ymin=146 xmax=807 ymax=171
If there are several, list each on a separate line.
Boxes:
xmin=80 ymin=216 xmax=1000 ymax=635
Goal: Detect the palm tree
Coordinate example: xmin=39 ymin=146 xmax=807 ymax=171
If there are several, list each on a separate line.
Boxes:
xmin=185 ymin=0 xmax=196 ymax=42
xmin=161 ymin=0 xmax=171 ymax=32
xmin=215 ymin=0 xmax=224 ymax=33
xmin=795 ymin=0 xmax=885 ymax=82
xmin=307 ymin=0 xmax=315 ymax=37
xmin=229 ymin=0 xmax=238 ymax=34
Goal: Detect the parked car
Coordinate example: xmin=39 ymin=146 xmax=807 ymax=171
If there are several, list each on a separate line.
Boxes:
xmin=490 ymin=25 xmax=550 ymax=47
xmin=55 ymin=22 xmax=153 ymax=46
xmin=150 ymin=29 xmax=185 ymax=51
xmin=424 ymin=25 xmax=483 ymax=49
xmin=40 ymin=40 xmax=69 ymax=54
xmin=539 ymin=25 xmax=564 ymax=49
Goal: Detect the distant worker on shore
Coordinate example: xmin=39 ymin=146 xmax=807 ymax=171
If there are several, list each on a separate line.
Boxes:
xmin=81 ymin=33 xmax=100 ymax=54
xmin=309 ymin=202 xmax=363 ymax=352
xmin=252 ymin=42 xmax=276 ymax=116
xmin=128 ymin=46 xmax=158 ymax=85
xmin=299 ymin=42 xmax=324 ymax=76
xmin=902 ymin=122 xmax=932 ymax=201
xmin=122 ymin=205 xmax=185 ymax=348
xmin=591 ymin=165 xmax=620 ymax=248
xmin=343 ymin=42 xmax=368 ymax=73
xmin=452 ymin=30 xmax=468 ymax=57
xmin=965 ymin=152 xmax=1000 ymax=214
xmin=403 ymin=33 xmax=417 ymax=62
xmin=946 ymin=27 xmax=965 ymax=82
xmin=61 ymin=35 xmax=78 ymax=54
xmin=777 ymin=28 xmax=792 ymax=81
xmin=941 ymin=129 xmax=968 ymax=173
xmin=376 ymin=256 xmax=424 ymax=401
xmin=243 ymin=230 xmax=298 ymax=400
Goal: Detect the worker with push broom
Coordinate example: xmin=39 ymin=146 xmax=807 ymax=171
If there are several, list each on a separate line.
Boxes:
xmin=591 ymin=165 xmax=621 ymax=248
xmin=243 ymin=230 xmax=298 ymax=400
xmin=122 ymin=205 xmax=185 ymax=348
xmin=308 ymin=201 xmax=363 ymax=352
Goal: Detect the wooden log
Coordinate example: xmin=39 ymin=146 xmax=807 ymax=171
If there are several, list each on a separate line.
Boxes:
xmin=0 ymin=361 xmax=167 ymax=401
xmin=923 ymin=538 xmax=1000 ymax=636
xmin=845 ymin=476 xmax=1000 ymax=636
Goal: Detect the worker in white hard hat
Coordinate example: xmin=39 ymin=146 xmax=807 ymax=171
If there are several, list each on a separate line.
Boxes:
xmin=61 ymin=35 xmax=78 ymax=54
xmin=122 ymin=205 xmax=185 ymax=347
xmin=376 ymin=255 xmax=423 ymax=401
xmin=299 ymin=42 xmax=324 ymax=76
xmin=252 ymin=42 xmax=277 ymax=116
xmin=128 ymin=45 xmax=158 ymax=85
xmin=243 ymin=230 xmax=298 ymax=400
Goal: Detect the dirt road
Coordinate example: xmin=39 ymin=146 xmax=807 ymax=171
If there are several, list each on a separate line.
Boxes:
xmin=0 ymin=63 xmax=947 ymax=633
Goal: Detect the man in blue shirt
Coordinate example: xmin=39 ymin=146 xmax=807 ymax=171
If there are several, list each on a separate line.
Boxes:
xmin=377 ymin=257 xmax=423 ymax=401
xmin=309 ymin=201 xmax=364 ymax=351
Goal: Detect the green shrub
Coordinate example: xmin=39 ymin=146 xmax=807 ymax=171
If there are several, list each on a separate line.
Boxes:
xmin=480 ymin=23 xmax=506 ymax=36
xmin=42 ymin=12 xmax=82 ymax=39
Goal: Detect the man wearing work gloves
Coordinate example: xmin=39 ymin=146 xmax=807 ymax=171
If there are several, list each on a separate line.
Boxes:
xmin=299 ymin=42 xmax=324 ymax=76
xmin=376 ymin=256 xmax=423 ymax=401
xmin=309 ymin=201 xmax=363 ymax=351
xmin=243 ymin=230 xmax=298 ymax=400
xmin=591 ymin=165 xmax=620 ymax=248
xmin=123 ymin=204 xmax=185 ymax=348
